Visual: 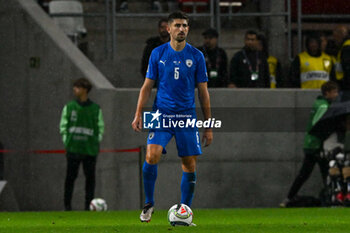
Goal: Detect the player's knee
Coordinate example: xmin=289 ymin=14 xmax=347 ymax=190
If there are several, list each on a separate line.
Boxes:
xmin=146 ymin=145 xmax=162 ymax=164
xmin=182 ymin=157 xmax=197 ymax=172
xmin=146 ymin=156 xmax=159 ymax=164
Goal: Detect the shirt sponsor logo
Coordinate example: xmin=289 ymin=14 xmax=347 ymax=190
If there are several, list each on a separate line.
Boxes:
xmin=301 ymin=71 xmax=329 ymax=83
xmin=69 ymin=126 xmax=94 ymax=136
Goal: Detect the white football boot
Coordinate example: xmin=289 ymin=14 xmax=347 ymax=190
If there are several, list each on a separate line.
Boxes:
xmin=140 ymin=204 xmax=154 ymax=222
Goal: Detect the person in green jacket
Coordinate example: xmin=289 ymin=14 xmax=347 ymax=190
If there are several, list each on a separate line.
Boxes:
xmin=280 ymin=81 xmax=339 ymax=207
xmin=60 ymin=78 xmax=104 ymax=211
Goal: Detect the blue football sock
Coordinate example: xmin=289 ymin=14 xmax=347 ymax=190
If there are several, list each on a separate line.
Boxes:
xmin=180 ymin=172 xmax=196 ymax=207
xmin=142 ymin=161 xmax=158 ymax=206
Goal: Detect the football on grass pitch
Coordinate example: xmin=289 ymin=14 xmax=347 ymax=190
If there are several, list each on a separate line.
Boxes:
xmin=167 ymin=204 xmax=193 ymax=226
xmin=90 ymin=198 xmax=107 ymax=211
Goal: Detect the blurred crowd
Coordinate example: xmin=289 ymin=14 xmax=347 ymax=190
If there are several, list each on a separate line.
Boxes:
xmin=36 ymin=0 xmax=350 ymax=91
xmin=142 ymin=19 xmax=350 ymax=91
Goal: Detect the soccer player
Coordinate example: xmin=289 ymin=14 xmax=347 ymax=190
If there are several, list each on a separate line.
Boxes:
xmin=131 ymin=11 xmax=213 ymax=223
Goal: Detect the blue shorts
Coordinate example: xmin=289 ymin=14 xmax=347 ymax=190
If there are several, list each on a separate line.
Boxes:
xmin=147 ymin=128 xmax=202 ymax=157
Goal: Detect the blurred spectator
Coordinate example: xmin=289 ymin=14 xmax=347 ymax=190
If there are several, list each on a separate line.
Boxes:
xmin=333 ymin=25 xmax=350 ymax=92
xmin=197 ymin=28 xmax=228 ymax=87
xmin=325 ymin=39 xmax=339 ymax=58
xmin=257 ymin=34 xmax=282 ymax=88
xmin=60 ymin=78 xmax=104 ymax=211
xmin=168 ymin=0 xmax=179 ymax=12
xmin=228 ymin=30 xmax=270 ymax=88
xmin=280 ymin=81 xmax=339 ymax=207
xmin=288 ymin=33 xmax=334 ymax=89
xmin=119 ymin=0 xmax=163 ymax=12
xmin=140 ymin=18 xmax=170 ymax=78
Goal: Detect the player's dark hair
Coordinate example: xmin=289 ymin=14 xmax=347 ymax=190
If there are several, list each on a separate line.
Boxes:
xmin=305 ymin=32 xmax=321 ymax=56
xmin=245 ymin=30 xmax=258 ymax=38
xmin=321 ymin=81 xmax=338 ymax=96
xmin=73 ymin=78 xmax=92 ymax=93
xmin=158 ymin=18 xmax=168 ymax=28
xmin=168 ymin=11 xmax=189 ymax=25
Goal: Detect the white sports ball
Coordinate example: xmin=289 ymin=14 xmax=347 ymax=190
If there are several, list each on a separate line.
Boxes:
xmin=167 ymin=204 xmax=193 ymax=226
xmin=89 ymin=198 xmax=108 ymax=211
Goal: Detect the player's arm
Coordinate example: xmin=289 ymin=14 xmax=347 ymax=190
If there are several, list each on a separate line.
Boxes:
xmin=198 ymin=82 xmax=213 ymax=147
xmin=132 ymin=78 xmax=155 ymax=132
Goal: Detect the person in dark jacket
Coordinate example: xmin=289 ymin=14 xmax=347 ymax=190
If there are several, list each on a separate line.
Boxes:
xmin=280 ymin=81 xmax=339 ymax=207
xmin=197 ymin=28 xmax=228 ymax=87
xmin=228 ymin=30 xmax=270 ymax=88
xmin=140 ymin=18 xmax=170 ymax=78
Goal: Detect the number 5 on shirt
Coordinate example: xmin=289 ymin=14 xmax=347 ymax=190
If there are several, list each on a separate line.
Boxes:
xmin=174 ymin=67 xmax=179 ymax=80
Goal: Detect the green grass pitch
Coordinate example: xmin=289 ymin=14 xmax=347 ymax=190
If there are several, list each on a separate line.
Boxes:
xmin=1 ymin=208 xmax=350 ymax=233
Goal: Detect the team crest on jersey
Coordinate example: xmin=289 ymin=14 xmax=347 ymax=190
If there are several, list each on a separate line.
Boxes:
xmin=149 ymin=132 xmax=155 ymax=140
xmin=186 ymin=59 xmax=193 ymax=68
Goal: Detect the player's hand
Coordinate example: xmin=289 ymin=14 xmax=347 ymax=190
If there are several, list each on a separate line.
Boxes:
xmin=202 ymin=128 xmax=213 ymax=147
xmin=132 ymin=114 xmax=142 ymax=132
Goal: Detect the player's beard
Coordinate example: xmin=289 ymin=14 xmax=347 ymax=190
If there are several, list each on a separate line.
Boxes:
xmin=176 ymin=38 xmax=186 ymax=42
xmin=176 ymin=33 xmax=186 ymax=42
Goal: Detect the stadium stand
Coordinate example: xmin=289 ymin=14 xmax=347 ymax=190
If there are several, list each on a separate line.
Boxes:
xmin=49 ymin=0 xmax=87 ymax=46
xmin=178 ymin=0 xmax=209 ymax=13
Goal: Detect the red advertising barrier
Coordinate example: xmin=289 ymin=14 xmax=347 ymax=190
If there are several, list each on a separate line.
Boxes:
xmin=0 ymin=148 xmax=141 ymax=154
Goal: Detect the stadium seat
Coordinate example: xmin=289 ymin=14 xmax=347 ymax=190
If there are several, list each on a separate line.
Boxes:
xmin=48 ymin=0 xmax=87 ymax=46
xmin=178 ymin=0 xmax=209 ymax=13
xmin=37 ymin=0 xmax=52 ymax=12
xmin=219 ymin=0 xmax=245 ymax=13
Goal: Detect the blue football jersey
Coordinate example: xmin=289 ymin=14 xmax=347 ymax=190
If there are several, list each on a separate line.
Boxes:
xmin=146 ymin=42 xmax=208 ymax=113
